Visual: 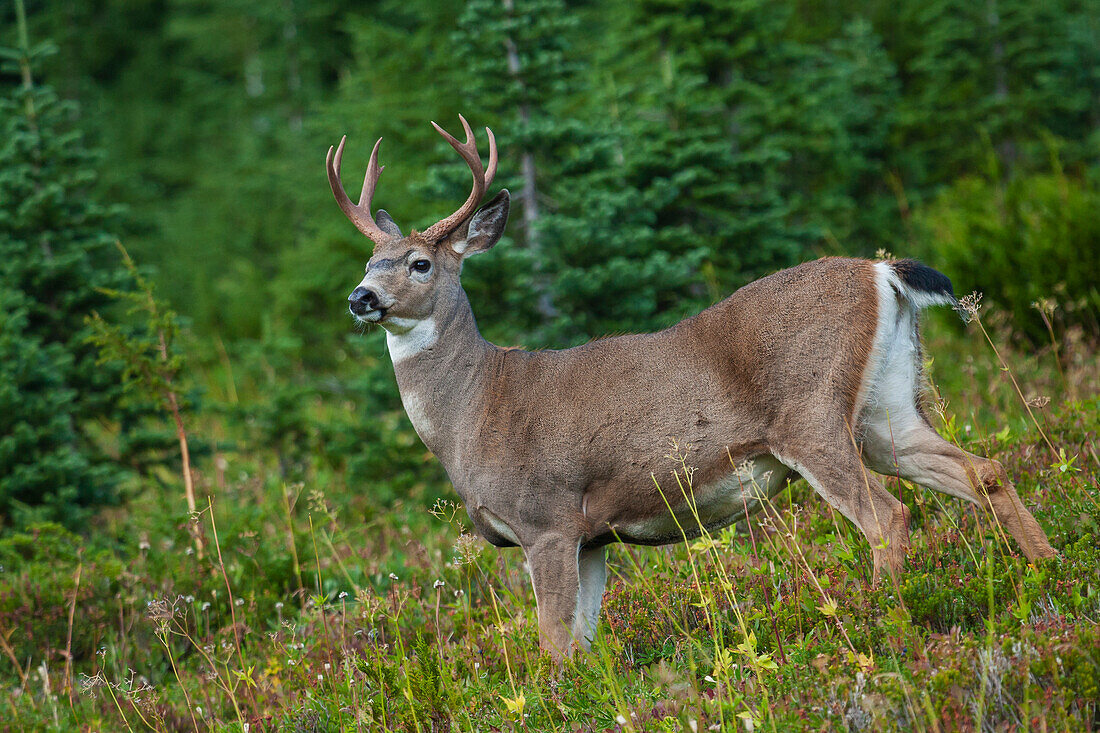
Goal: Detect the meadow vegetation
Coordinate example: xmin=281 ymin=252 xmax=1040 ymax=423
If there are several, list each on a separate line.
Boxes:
xmin=3 ymin=0 xmax=1100 ymax=730
xmin=2 ymin=310 xmax=1098 ymax=731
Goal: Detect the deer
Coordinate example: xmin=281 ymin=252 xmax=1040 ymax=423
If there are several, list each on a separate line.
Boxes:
xmin=326 ymin=116 xmax=1057 ymax=661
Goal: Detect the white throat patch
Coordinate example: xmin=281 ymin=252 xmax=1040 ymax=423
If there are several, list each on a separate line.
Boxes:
xmin=398 ymin=388 xmax=433 ymax=441
xmin=384 ymin=317 xmax=438 ymax=363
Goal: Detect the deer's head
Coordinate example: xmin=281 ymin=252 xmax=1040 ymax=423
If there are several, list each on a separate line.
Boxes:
xmin=327 ymin=116 xmax=509 ymax=335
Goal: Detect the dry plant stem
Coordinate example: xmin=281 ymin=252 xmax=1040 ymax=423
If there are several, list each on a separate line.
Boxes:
xmin=928 ymin=491 xmax=982 ymax=567
xmin=512 ymin=615 xmax=556 ymax=725
xmin=846 ymin=419 xmax=894 ymax=587
xmin=308 ymin=515 xmax=339 ymax=676
xmin=1037 ymin=307 xmax=1070 ymax=398
xmin=218 ymin=657 xmax=247 ymax=728
xmin=102 ymin=677 xmax=136 ymax=733
xmin=941 ymin=388 xmax=1058 ymax=562
xmin=591 ymin=641 xmax=639 ymax=732
xmin=656 ymin=457 xmax=772 ymax=724
xmin=758 ymin=498 xmax=859 ymax=656
xmin=158 ymin=633 xmax=199 ymax=733
xmin=938 ymin=406 xmax=1030 ymax=596
xmin=280 ymin=485 xmax=306 ymax=609
xmin=973 ymin=316 xmax=1057 ymax=459
xmin=487 ymin=588 xmax=520 ymax=712
xmin=320 ymin=528 xmax=360 ymax=591
xmin=433 ymin=587 xmax=443 ymax=648
xmin=886 ymin=408 xmax=903 ymax=503
xmin=921 ymin=692 xmax=943 ymax=733
xmin=650 ymin=474 xmax=717 ymax=636
xmin=206 ymin=497 xmax=251 ymax=711
xmin=176 ymin=624 xmax=243 ymax=724
xmin=64 ymin=555 xmax=82 ymax=705
xmin=214 ymin=335 xmax=239 ymax=404
xmin=159 ymin=331 xmax=203 ymax=559
xmin=661 ymin=454 xmax=740 ymax=659
xmin=0 ymin=629 xmax=34 ymax=710
xmin=670 ymin=467 xmax=726 ymax=639
xmin=605 ymin=531 xmax=699 ymax=662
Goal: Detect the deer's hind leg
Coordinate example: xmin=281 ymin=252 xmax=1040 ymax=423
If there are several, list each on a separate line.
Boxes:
xmin=774 ymin=438 xmax=910 ymax=584
xmin=573 ymin=545 xmax=606 ymax=648
xmin=862 ymin=408 xmax=1056 ymax=561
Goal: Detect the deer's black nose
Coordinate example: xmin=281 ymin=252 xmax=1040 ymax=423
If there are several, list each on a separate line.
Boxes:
xmin=348 ymin=287 xmax=379 ymax=315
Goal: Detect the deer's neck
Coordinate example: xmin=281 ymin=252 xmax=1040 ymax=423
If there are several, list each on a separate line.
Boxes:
xmin=385 ymin=292 xmax=495 ymax=474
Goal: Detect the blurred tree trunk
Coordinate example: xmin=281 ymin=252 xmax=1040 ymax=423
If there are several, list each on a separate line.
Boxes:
xmin=502 ymin=0 xmax=556 ymax=319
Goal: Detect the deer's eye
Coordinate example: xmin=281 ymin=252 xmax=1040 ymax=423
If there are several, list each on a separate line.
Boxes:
xmin=411 ymin=259 xmax=431 ymax=274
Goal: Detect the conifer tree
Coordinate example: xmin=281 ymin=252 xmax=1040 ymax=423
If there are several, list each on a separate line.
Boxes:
xmin=887 ymin=0 xmax=1100 ymax=192
xmin=0 ymin=6 xmax=133 ymax=529
xmin=447 ymin=0 xmax=586 ymax=340
xmin=451 ymin=0 xmax=732 ymax=344
xmin=530 ymin=0 xmax=845 ymax=344
xmin=0 ymin=289 xmax=113 ymax=527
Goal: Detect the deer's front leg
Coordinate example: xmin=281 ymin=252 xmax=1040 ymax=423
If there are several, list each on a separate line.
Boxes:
xmin=525 ymin=535 xmax=582 ymax=661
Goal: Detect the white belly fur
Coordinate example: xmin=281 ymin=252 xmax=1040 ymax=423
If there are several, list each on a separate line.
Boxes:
xmin=616 ymin=454 xmax=788 ymax=542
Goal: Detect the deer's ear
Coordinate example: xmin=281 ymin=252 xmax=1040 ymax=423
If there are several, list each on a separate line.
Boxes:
xmin=451 ymin=190 xmax=509 ymax=257
xmin=375 ymin=209 xmax=403 ymax=238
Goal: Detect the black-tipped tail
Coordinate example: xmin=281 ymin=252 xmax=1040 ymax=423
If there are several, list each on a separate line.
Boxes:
xmin=889 ymin=259 xmax=955 ymax=303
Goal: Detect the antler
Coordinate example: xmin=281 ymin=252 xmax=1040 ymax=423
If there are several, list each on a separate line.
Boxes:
xmin=326 ymin=135 xmax=392 ymax=244
xmin=420 ymin=115 xmax=498 ymax=242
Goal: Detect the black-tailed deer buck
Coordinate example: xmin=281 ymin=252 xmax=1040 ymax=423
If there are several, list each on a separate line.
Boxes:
xmin=327 ymin=116 xmax=1056 ymax=661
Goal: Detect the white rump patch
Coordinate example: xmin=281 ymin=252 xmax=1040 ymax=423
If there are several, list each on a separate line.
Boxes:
xmin=854 ymin=264 xmax=937 ymax=471
xmin=384 ymin=317 xmax=437 ymax=363
xmin=856 ymin=264 xmax=917 ymax=415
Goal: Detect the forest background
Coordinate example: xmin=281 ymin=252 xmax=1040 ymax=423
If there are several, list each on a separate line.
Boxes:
xmin=4 ymin=0 xmax=1099 ymax=528
xmin=1 ymin=0 xmax=1099 ymax=729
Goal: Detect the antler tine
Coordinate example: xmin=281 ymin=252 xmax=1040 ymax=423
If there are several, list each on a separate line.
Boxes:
xmin=421 ymin=115 xmax=498 ymax=242
xmin=360 ymin=137 xmax=385 ymax=209
xmin=326 ymin=135 xmax=391 ymax=245
xmin=484 ymin=127 xmax=498 ymax=187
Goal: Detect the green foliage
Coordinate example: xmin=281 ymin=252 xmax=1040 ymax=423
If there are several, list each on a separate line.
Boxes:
xmin=405 ymin=632 xmax=451 ymax=725
xmin=0 ymin=290 xmax=111 ymax=528
xmin=888 ymin=0 xmax=1100 ymax=190
xmin=916 ymin=165 xmax=1100 ymax=342
xmin=0 ymin=523 xmax=124 ymax=670
xmin=0 ymin=24 xmax=142 ymax=530
xmin=85 ymin=244 xmax=185 ymax=414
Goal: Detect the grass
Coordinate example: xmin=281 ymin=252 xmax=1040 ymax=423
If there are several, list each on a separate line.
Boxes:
xmin=2 ymin=311 xmax=1099 ymax=732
